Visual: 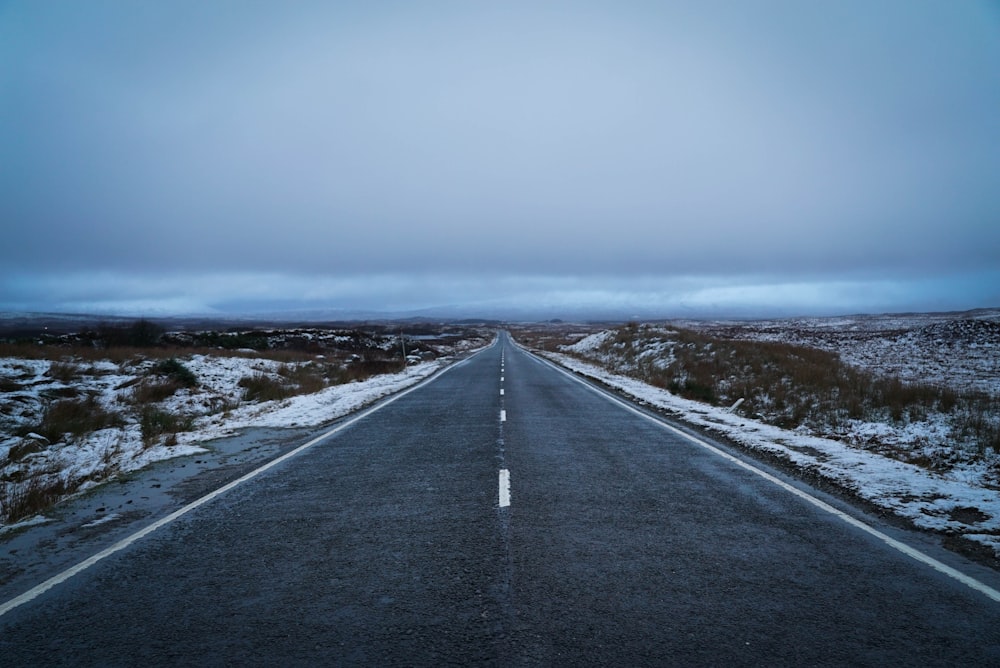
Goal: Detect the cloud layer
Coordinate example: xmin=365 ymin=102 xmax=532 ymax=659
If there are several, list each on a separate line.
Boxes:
xmin=2 ymin=1 xmax=998 ymax=317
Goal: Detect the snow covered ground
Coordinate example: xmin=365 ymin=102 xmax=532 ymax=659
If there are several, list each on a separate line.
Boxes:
xmin=684 ymin=309 xmax=1000 ymax=395
xmin=532 ymin=311 xmax=1000 ymax=559
xmin=1 ymin=329 xmax=490 ymax=531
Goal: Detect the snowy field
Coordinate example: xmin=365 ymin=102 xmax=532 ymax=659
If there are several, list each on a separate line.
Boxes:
xmin=1 ymin=326 xmax=490 ymax=531
xmin=683 ymin=309 xmax=1000 ymax=395
xmin=526 ymin=309 xmax=1000 ymax=560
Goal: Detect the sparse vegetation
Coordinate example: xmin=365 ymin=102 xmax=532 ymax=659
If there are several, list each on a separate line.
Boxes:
xmin=277 ymin=362 xmax=329 ymax=394
xmin=533 ymin=323 xmax=1000 ymax=467
xmin=0 ymin=321 xmax=490 ymax=523
xmin=0 ymin=475 xmax=70 ymax=525
xmin=45 ymin=361 xmax=80 ymax=382
xmin=346 ymin=354 xmax=404 ymax=380
xmin=156 ymin=358 xmax=198 ymax=387
xmin=238 ymin=373 xmax=293 ymax=403
xmin=26 ymin=396 xmax=123 ymax=444
xmin=237 ymin=362 xmax=338 ymax=403
xmin=139 ymin=407 xmax=192 ymax=445
xmin=129 ymin=379 xmax=184 ymax=405
xmin=190 ymin=330 xmax=269 ymax=351
xmin=122 ymin=358 xmax=199 ymax=406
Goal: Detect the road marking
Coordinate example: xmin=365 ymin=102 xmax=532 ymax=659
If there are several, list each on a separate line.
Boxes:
xmin=500 ymin=376 xmax=504 ymax=382
xmin=500 ymin=409 xmax=506 ymax=422
xmin=529 ymin=349 xmax=1000 ymax=605
xmin=499 ymin=469 xmax=511 ymax=507
xmin=500 ymin=389 xmax=504 ymax=396
xmin=0 ymin=349 xmax=491 ymax=619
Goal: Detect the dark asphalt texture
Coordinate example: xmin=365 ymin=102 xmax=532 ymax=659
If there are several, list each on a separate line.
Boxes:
xmin=2 ymin=332 xmax=1000 ymax=666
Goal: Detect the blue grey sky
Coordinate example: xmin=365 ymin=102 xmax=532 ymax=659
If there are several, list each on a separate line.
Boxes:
xmin=2 ymin=1 xmax=999 ymax=319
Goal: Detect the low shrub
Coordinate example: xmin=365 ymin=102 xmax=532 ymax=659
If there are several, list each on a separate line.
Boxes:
xmin=346 ymin=356 xmax=402 ymax=381
xmin=140 ymin=407 xmax=192 ymax=445
xmin=238 ymin=373 xmax=292 ymax=403
xmin=194 ymin=331 xmax=269 ymax=351
xmin=156 ymin=358 xmax=197 ymax=387
xmin=669 ymin=379 xmax=717 ymax=404
xmin=30 ymin=396 xmax=122 ymax=443
xmin=129 ymin=380 xmax=183 ymax=404
xmin=277 ymin=363 xmax=328 ymax=394
xmin=6 ymin=438 xmax=46 ymax=463
xmin=0 ymin=475 xmax=70 ymax=524
xmin=45 ymin=361 xmax=80 ymax=382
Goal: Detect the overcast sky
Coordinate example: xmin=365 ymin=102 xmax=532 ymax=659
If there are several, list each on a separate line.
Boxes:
xmin=2 ymin=1 xmax=999 ymax=319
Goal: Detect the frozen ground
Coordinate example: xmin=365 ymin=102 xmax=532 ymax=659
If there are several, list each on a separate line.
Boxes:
xmin=682 ymin=308 xmax=1000 ymax=395
xmin=533 ymin=309 xmax=1000 ymax=559
xmin=1 ymin=328 xmax=490 ymax=532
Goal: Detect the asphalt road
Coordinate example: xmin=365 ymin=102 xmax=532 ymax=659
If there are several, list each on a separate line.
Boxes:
xmin=2 ymin=332 xmax=1000 ymax=666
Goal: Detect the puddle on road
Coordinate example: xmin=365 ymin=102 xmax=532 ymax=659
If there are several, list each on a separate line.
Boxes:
xmin=0 ymin=425 xmax=323 ymax=599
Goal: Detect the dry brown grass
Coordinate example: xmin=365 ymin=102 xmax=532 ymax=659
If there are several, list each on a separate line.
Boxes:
xmin=277 ymin=362 xmax=330 ymax=394
xmin=544 ymin=323 xmax=1000 ymax=459
xmin=26 ymin=396 xmax=123 ymax=443
xmin=0 ymin=475 xmax=70 ymax=524
xmin=238 ymin=373 xmax=293 ymax=403
xmin=128 ymin=379 xmax=184 ymax=405
xmin=139 ymin=407 xmax=193 ymax=445
xmin=237 ymin=362 xmax=343 ymax=403
xmin=45 ymin=361 xmax=80 ymax=382
xmin=0 ymin=341 xmax=324 ymax=366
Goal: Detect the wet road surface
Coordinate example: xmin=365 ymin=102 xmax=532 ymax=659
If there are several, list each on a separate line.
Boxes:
xmin=2 ymin=332 xmax=1000 ymax=665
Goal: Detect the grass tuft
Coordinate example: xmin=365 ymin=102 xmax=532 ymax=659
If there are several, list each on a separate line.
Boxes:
xmin=139 ymin=407 xmax=192 ymax=445
xmin=0 ymin=475 xmax=70 ymax=524
xmin=28 ymin=396 xmax=122 ymax=443
xmin=129 ymin=380 xmax=183 ymax=404
xmin=238 ymin=373 xmax=292 ymax=403
xmin=45 ymin=361 xmax=80 ymax=382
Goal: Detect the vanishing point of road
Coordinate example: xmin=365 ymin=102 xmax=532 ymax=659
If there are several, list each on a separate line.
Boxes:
xmin=2 ymin=332 xmax=1000 ymax=665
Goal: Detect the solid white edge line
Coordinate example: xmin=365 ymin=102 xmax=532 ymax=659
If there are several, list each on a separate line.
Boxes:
xmin=0 ymin=344 xmax=498 ymax=619
xmin=499 ymin=469 xmax=511 ymax=508
xmin=522 ymin=344 xmax=1000 ymax=604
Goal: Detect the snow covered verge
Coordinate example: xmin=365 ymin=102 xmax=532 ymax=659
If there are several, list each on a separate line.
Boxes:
xmin=539 ymin=351 xmax=1000 ymax=558
xmin=1 ymin=326 xmax=491 ymax=530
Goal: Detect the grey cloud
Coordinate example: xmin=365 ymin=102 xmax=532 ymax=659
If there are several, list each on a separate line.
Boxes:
xmin=3 ymin=270 xmax=999 ymax=320
xmin=1 ymin=1 xmax=998 ymax=316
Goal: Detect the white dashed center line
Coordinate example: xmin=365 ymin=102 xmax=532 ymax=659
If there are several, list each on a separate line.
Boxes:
xmin=499 ymin=469 xmax=511 ymax=508
xmin=500 ymin=409 xmax=506 ymax=422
